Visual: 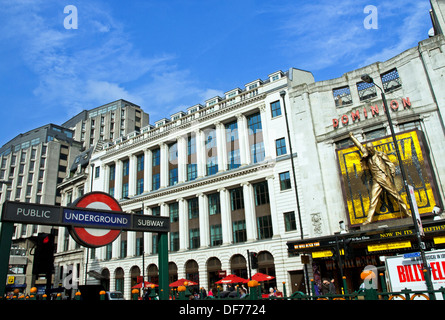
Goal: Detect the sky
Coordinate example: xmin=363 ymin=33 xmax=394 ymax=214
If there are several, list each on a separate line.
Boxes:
xmin=0 ymin=0 xmax=433 ymax=147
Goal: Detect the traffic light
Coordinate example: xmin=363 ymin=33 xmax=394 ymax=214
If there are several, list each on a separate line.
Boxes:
xmin=32 ymin=233 xmax=55 ymax=275
xmin=250 ymin=251 xmax=258 ymax=269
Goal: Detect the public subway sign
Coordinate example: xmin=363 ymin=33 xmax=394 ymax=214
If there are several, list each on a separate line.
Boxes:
xmin=332 ymin=97 xmax=412 ymax=128
xmin=1 ymin=199 xmax=170 ymax=242
xmin=386 ymin=249 xmax=445 ymax=300
xmin=336 ymin=129 xmax=440 ymax=226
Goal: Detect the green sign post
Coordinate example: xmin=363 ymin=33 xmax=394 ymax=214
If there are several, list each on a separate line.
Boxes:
xmin=0 ymin=195 xmax=171 ymax=299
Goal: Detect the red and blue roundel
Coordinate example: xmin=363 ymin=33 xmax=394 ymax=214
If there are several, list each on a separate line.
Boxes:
xmin=68 ymin=192 xmax=122 ymax=248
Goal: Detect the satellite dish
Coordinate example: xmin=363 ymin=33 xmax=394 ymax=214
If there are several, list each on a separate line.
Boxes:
xmin=428 ymin=27 xmax=435 ymax=37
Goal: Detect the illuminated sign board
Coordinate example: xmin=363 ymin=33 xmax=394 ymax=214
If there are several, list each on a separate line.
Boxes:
xmin=336 ymin=130 xmax=439 ymax=226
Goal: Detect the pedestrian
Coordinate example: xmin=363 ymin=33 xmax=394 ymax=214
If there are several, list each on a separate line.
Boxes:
xmin=321 ymin=279 xmax=331 ymax=295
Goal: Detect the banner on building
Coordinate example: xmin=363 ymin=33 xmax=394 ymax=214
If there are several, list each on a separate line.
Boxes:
xmin=336 ymin=129 xmax=439 ymax=226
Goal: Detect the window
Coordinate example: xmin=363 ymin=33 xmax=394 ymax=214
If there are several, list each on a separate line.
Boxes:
xmin=170 ymin=232 xmax=179 ymax=252
xmin=233 ymin=220 xmax=247 ymax=243
xmin=206 ymin=157 xmax=218 ymax=176
xmin=187 ymin=164 xmax=197 ymax=181
xmin=95 ymin=166 xmax=100 ymax=178
xmin=187 ymin=136 xmax=196 ymax=155
xmin=333 ymin=86 xmax=352 ymax=107
xmin=270 ymin=101 xmax=282 ymax=117
xmin=152 ymin=173 xmax=160 ymax=190
xmin=205 ymin=129 xmax=217 ymax=148
xmin=122 ymin=183 xmax=129 ymax=198
xmin=189 ymin=228 xmax=200 ymax=249
xmin=251 ymin=142 xmax=265 ymax=163
xmin=169 ymin=168 xmax=178 ymax=186
xmin=137 ymin=154 xmax=144 ymax=171
xmin=230 ymin=188 xmax=244 ymax=211
xmin=284 ymin=211 xmax=297 ymax=231
xmin=275 ymin=138 xmax=287 ymax=156
xmin=257 ymin=215 xmax=273 ymax=240
xmin=225 ymin=121 xmax=238 ymax=142
xmin=152 ymin=206 xmax=160 ymax=216
xmin=169 ymin=143 xmax=178 ymax=162
xmin=254 ymin=181 xmax=269 ymax=206
xmin=208 ymin=193 xmax=220 ymax=215
xmin=210 ymin=225 xmax=222 ymax=247
xmin=169 ymin=203 xmax=179 ymax=222
xmin=357 ymin=81 xmax=377 ymax=101
xmin=122 ymin=160 xmax=129 ymax=176
xmin=247 ymin=113 xmax=262 ymax=135
xmin=228 ymin=149 xmax=241 ymax=170
xmin=188 ymin=198 xmax=199 ymax=219
xmin=381 ymin=68 xmax=402 ymax=92
xmin=152 ymin=149 xmax=160 ymax=166
xmin=279 ymin=172 xmax=291 ymax=190
xmin=136 ymin=178 xmax=144 ymax=195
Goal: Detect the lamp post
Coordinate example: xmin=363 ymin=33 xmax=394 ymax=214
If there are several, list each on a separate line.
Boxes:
xmin=360 ymin=74 xmax=434 ymax=297
xmin=279 ymin=90 xmax=311 ymax=294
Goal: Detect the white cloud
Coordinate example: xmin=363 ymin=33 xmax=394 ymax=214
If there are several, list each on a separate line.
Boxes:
xmin=0 ymin=0 xmax=223 ymax=124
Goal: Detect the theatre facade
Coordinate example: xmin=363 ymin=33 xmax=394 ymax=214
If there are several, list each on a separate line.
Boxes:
xmin=287 ymin=34 xmax=445 ymax=291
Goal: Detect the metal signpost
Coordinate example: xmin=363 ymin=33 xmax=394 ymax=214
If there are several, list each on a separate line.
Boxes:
xmin=0 ymin=192 xmax=170 ymax=300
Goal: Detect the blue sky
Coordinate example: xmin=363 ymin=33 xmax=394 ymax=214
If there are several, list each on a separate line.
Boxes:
xmin=0 ymin=0 xmax=432 ymax=147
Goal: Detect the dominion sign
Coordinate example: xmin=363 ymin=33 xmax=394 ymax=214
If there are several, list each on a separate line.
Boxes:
xmin=336 ymin=130 xmax=439 ymax=226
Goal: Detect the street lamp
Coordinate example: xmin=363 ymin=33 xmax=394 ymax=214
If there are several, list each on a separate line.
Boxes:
xmin=279 ymin=90 xmax=311 ymax=294
xmin=361 ymin=74 xmax=435 ymax=296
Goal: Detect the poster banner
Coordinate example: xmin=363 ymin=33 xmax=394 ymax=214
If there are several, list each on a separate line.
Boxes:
xmin=386 ymin=250 xmax=445 ymax=300
xmin=336 ymin=130 xmax=439 ymax=226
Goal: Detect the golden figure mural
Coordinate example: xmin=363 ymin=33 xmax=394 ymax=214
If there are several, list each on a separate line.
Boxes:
xmin=349 ymin=132 xmax=411 ymax=225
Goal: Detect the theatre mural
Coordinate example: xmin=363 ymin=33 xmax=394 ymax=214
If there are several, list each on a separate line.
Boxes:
xmin=336 ymin=129 xmax=440 ymax=226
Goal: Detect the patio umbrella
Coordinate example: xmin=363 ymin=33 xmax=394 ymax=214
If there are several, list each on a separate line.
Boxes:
xmin=169 ymin=278 xmax=198 ymax=287
xmin=132 ymin=281 xmax=158 ymax=289
xmin=251 ymin=272 xmax=275 ymax=282
xmin=215 ymin=274 xmax=248 ymax=284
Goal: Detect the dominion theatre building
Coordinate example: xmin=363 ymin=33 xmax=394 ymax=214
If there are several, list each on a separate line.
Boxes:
xmin=52 ymin=33 xmax=445 ymax=298
xmin=286 ymin=33 xmax=445 ymax=291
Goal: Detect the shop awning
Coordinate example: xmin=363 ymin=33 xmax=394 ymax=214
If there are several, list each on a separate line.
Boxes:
xmin=287 ymin=219 xmax=445 ymax=256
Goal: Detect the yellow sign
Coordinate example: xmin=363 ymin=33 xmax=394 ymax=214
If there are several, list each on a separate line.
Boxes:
xmin=312 ymin=250 xmax=333 ymax=258
xmin=7 ymin=276 xmax=15 ymax=284
xmin=312 ymin=249 xmax=344 ymax=258
xmin=337 ymin=130 xmax=439 ymax=226
xmin=367 ymin=241 xmax=412 ymax=252
xmin=434 ymin=236 xmax=445 ymax=245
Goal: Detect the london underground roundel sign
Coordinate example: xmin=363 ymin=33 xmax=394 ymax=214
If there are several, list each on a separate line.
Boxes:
xmin=68 ymin=192 xmax=123 ymax=248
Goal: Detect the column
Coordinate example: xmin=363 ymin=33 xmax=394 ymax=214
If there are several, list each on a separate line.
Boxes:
xmin=218 ymin=187 xmax=232 ymax=245
xmin=102 ymin=164 xmax=110 ymax=194
xmin=178 ymin=136 xmax=187 ymax=183
xmin=114 ymin=159 xmax=123 ymax=200
xmin=259 ymin=104 xmax=271 ymax=160
xmin=237 ymin=114 xmax=250 ymax=165
xmin=144 ymin=207 xmax=151 ymax=254
xmin=160 ymin=143 xmax=168 ymax=188
xmin=198 ymin=193 xmax=209 ymax=248
xmin=127 ymin=231 xmax=136 ymax=257
xmin=112 ymin=233 xmax=121 ymax=259
xmin=128 ymin=155 xmax=137 ymax=197
xmin=196 ymin=130 xmax=205 ymax=178
xmin=144 ymin=149 xmax=152 ymax=193
xmin=266 ymin=175 xmax=280 ymax=237
xmin=216 ymin=122 xmax=227 ymax=172
xmin=178 ymin=198 xmax=188 ymax=251
xmin=242 ymin=182 xmax=257 ymax=241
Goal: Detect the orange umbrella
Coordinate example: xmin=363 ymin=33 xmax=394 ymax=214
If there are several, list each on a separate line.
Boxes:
xmin=215 ymin=274 xmax=248 ymax=284
xmin=251 ymin=272 xmax=275 ymax=282
xmin=132 ymin=281 xmax=158 ymax=289
xmin=169 ymin=278 xmax=198 ymax=287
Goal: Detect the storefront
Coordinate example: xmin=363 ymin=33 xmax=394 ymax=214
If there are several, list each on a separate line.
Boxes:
xmin=287 ymin=219 xmax=445 ymax=294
